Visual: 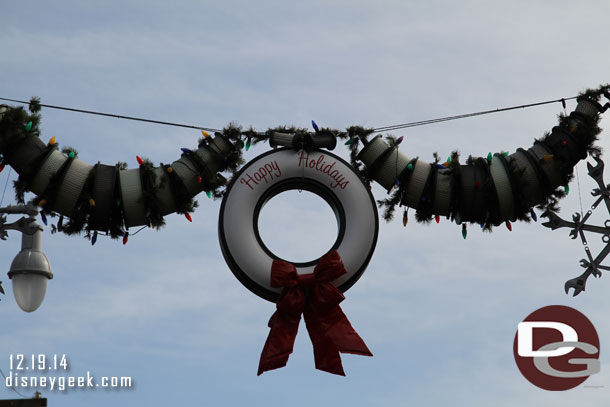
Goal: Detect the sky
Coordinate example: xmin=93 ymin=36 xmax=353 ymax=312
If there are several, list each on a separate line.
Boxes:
xmin=1 ymin=1 xmax=610 ymax=405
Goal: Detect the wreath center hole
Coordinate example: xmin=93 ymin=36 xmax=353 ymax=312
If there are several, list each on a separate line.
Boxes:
xmin=258 ymin=190 xmax=339 ymax=264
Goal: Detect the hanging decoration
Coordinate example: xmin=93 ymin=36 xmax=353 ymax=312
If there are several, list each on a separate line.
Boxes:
xmin=542 ymin=155 xmax=610 ymax=296
xmin=218 ymin=148 xmax=378 ymax=302
xmin=0 ymin=85 xmax=609 ymax=375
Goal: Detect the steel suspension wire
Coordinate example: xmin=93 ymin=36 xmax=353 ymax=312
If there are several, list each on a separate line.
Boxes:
xmin=371 ymin=97 xmax=578 ymax=133
xmin=0 ymin=97 xmax=223 ymax=133
xmin=0 ymin=94 xmax=583 ymax=135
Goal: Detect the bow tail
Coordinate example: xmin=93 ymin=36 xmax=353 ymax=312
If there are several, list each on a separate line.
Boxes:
xmin=304 ymin=309 xmax=346 ymax=376
xmin=304 ymin=306 xmax=372 ymax=376
xmin=324 ymin=306 xmax=373 ymax=357
xmin=257 ymin=312 xmax=301 ymax=375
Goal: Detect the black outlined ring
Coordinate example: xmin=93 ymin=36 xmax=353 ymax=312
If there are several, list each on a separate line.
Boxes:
xmin=219 ymin=148 xmax=378 ymax=302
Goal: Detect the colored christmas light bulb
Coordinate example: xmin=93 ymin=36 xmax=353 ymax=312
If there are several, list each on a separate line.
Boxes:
xmin=462 ymin=224 xmax=467 ymax=239
xmin=475 ymin=181 xmax=481 ymax=188
xmin=89 ymin=198 xmax=96 ymax=207
xmin=311 ymin=120 xmax=319 ymax=132
xmin=442 ymin=162 xmax=450 ymax=168
xmin=181 ymin=148 xmax=193 ymax=154
xmin=0 ymin=162 xmax=4 ymax=173
xmin=123 ymin=232 xmax=129 ymax=245
xmin=237 ymin=139 xmax=245 ymax=149
xmin=136 ymin=156 xmax=144 ymax=165
xmin=435 ymin=215 xmax=440 ymax=224
xmin=396 ymin=136 xmax=404 ymax=145
xmin=40 ymin=211 xmax=47 ymax=226
xmin=246 ymin=138 xmax=251 ymax=151
xmin=447 ymin=156 xmax=451 ymax=163
xmin=206 ymin=190 xmax=212 ymax=199
xmin=167 ymin=166 xmax=173 ymax=173
xmin=68 ymin=151 xmax=75 ymax=159
xmin=407 ymin=163 xmax=414 ymax=171
xmin=201 ymin=130 xmax=210 ymax=138
xmin=543 ymin=155 xmax=553 ymax=161
xmin=486 ymin=152 xmax=492 ymax=162
xmin=344 ymin=138 xmax=357 ymax=146
xmin=564 ymin=185 xmax=569 ymax=195
xmin=38 ymin=199 xmax=47 ymax=207
xmin=185 ymin=213 xmax=192 ymax=222
xmin=561 ymin=140 xmax=568 ymax=147
xmin=402 ymin=211 xmax=408 ymax=227
xmin=25 ymin=121 xmax=32 ymax=131
xmin=454 ymin=212 xmax=461 ymax=225
xmin=197 ymin=175 xmax=203 ymax=184
xmin=530 ymin=208 xmax=537 ymax=222
xmin=48 ymin=136 xmax=56 ymax=145
xmin=503 ymin=152 xmax=509 ymax=157
xmin=436 ymin=164 xmax=445 ymax=169
xmin=91 ymin=231 xmax=98 ymax=246
xmin=506 ymin=221 xmax=512 ymax=231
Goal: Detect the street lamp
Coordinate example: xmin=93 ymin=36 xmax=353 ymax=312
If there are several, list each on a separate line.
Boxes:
xmin=0 ymin=203 xmax=53 ymax=312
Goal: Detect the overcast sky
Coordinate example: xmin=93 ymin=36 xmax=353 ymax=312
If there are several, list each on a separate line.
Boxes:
xmin=2 ymin=1 xmax=610 ymax=406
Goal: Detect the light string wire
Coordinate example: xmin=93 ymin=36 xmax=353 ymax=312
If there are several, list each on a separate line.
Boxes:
xmin=0 ymin=167 xmax=12 ymax=207
xmin=0 ymin=367 xmax=27 ymax=398
xmin=0 ymin=95 xmax=580 ymax=135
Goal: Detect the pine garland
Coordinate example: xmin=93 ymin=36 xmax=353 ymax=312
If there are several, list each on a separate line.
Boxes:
xmin=0 ymin=85 xmax=607 ymax=242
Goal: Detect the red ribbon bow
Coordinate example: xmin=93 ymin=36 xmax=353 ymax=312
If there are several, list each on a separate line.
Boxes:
xmin=258 ymin=250 xmax=372 ymax=376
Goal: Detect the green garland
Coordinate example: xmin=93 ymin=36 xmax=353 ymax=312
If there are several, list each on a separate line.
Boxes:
xmin=0 ymin=86 xmax=608 ymax=242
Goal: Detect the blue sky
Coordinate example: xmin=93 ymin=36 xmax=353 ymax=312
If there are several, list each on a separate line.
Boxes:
xmin=2 ymin=1 xmax=610 ymax=405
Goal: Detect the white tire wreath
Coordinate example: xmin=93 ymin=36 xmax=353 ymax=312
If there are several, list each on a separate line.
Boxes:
xmin=219 ymin=148 xmax=379 ymax=301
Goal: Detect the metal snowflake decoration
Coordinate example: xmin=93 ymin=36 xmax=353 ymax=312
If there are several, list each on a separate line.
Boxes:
xmin=542 ymin=155 xmax=610 ymax=296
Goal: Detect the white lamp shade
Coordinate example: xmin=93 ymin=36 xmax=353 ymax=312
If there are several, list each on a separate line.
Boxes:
xmin=9 ymin=248 xmax=52 ymax=313
xmin=11 ymin=274 xmax=50 ymax=312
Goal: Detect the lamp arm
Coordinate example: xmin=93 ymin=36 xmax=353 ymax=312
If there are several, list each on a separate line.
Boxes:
xmin=0 ymin=216 xmax=42 ymax=239
xmin=0 ymin=203 xmax=39 ymax=217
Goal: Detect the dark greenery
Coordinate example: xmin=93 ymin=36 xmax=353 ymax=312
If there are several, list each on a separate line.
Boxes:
xmin=163 ymin=163 xmax=199 ymax=215
xmin=60 ymin=166 xmax=96 ymax=235
xmin=138 ymin=158 xmax=165 ymax=229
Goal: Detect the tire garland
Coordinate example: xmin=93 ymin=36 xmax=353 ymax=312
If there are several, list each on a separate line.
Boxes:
xmin=0 ymin=87 xmax=607 ymax=243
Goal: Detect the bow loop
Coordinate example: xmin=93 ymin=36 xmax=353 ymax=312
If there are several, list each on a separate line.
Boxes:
xmin=313 ymin=250 xmax=347 ymax=282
